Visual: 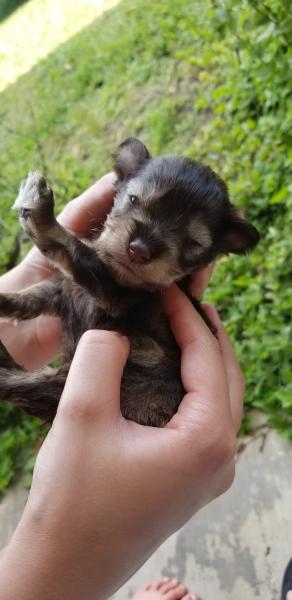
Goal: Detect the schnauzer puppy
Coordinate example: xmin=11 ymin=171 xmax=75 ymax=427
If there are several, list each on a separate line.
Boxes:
xmin=0 ymin=138 xmax=259 ymax=426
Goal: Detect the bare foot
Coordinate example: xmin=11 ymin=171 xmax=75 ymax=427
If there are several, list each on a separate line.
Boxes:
xmin=131 ymin=578 xmax=201 ymax=600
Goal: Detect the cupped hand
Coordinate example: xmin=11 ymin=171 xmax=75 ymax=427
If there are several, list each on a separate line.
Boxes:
xmin=2 ymin=286 xmax=243 ymax=600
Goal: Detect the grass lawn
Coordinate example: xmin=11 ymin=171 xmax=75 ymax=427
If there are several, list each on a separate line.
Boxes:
xmin=0 ymin=0 xmax=291 ymax=493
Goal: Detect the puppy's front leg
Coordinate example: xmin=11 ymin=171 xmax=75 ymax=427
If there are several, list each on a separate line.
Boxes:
xmin=14 ymin=172 xmax=107 ymax=297
xmin=0 ymin=280 xmax=64 ymax=321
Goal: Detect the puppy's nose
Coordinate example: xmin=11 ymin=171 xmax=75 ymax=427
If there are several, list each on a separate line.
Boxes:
xmin=128 ymin=238 xmax=151 ymax=263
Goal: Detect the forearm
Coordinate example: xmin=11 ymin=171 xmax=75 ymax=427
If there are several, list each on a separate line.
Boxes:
xmin=0 ymin=499 xmax=163 ymax=600
xmin=0 ymin=511 xmax=110 ymax=600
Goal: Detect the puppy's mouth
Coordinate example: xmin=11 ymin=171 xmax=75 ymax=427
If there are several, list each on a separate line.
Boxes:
xmin=114 ymin=257 xmax=148 ymax=285
xmin=105 ymin=251 xmax=161 ymax=289
xmin=116 ymin=258 xmax=138 ymax=274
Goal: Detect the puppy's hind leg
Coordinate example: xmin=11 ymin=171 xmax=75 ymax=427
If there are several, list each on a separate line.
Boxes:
xmin=0 ymin=355 xmax=68 ymax=422
xmin=0 ymin=338 xmax=65 ymax=421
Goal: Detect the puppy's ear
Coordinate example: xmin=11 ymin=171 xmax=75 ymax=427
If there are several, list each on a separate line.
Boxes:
xmin=113 ymin=137 xmax=151 ymax=180
xmin=221 ymin=211 xmax=260 ymax=254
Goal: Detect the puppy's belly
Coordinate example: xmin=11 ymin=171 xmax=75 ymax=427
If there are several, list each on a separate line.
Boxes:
xmin=121 ymin=349 xmax=183 ymax=427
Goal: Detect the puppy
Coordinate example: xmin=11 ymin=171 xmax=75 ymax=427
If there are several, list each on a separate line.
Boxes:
xmin=0 ymin=138 xmax=259 ymax=426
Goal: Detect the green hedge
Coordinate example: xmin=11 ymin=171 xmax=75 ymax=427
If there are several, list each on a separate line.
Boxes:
xmin=0 ymin=0 xmax=291 ymax=493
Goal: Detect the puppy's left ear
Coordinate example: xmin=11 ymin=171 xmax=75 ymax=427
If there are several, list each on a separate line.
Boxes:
xmin=113 ymin=137 xmax=151 ymax=180
xmin=221 ymin=211 xmax=260 ymax=254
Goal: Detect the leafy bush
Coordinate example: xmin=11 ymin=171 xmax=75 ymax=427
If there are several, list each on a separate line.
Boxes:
xmin=0 ymin=0 xmax=291 ymax=493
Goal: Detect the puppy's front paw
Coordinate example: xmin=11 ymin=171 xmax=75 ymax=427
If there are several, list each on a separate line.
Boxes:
xmin=13 ymin=172 xmax=54 ymax=236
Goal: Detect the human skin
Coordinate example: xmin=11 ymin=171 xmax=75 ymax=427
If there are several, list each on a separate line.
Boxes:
xmin=0 ymin=175 xmax=244 ymax=600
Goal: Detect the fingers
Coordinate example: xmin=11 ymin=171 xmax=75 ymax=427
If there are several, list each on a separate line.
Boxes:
xmin=162 ymin=286 xmax=231 ymax=423
xmin=59 ymin=330 xmax=129 ymax=423
xmin=59 ymin=172 xmax=116 ymax=237
xmin=203 ymin=304 xmax=245 ymax=431
xmin=0 ymin=315 xmax=62 ymax=370
xmin=163 ymin=285 xmax=214 ymax=355
xmin=0 ymin=255 xmax=53 ymax=292
xmin=189 ymin=263 xmax=213 ymax=300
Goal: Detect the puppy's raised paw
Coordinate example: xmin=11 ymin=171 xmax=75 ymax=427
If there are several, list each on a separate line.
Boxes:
xmin=13 ymin=172 xmax=55 ymax=236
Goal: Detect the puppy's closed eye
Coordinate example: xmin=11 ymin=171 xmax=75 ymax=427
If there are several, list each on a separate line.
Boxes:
xmin=188 ymin=239 xmax=202 ymax=249
xmin=182 ymin=240 xmax=203 ymax=266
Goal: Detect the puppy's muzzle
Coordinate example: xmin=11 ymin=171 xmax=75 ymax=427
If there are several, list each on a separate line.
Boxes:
xmin=128 ymin=238 xmax=152 ymax=264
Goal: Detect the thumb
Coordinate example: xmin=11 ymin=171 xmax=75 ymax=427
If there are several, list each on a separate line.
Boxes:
xmin=59 ymin=330 xmax=129 ymax=422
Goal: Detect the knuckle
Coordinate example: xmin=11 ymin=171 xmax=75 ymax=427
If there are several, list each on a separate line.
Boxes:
xmin=216 ymin=430 xmax=236 ymax=466
xmin=65 ymin=398 xmax=96 ymax=421
xmin=60 ymin=390 xmax=98 ymax=423
xmin=201 ymin=426 xmax=236 ymax=469
xmin=206 ymin=333 xmax=220 ymax=353
xmin=218 ymin=461 xmax=236 ymax=495
xmin=222 ymin=430 xmax=236 ymax=462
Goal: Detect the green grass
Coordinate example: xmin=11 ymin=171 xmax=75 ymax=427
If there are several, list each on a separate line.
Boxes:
xmin=0 ymin=0 xmax=291 ymax=493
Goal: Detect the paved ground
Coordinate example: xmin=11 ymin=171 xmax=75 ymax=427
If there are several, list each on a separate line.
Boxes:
xmin=1 ymin=430 xmax=291 ymax=600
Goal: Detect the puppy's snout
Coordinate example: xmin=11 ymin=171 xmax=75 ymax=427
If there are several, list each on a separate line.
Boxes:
xmin=128 ymin=238 xmax=152 ymax=264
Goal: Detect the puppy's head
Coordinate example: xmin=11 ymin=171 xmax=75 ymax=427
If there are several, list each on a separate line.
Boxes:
xmin=97 ymin=138 xmax=260 ymax=289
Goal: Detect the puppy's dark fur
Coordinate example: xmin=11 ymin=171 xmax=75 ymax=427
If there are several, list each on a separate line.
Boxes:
xmin=0 ymin=138 xmax=260 ymax=426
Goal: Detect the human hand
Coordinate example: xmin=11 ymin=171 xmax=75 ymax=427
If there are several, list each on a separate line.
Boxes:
xmin=0 ymin=286 xmax=243 ymax=600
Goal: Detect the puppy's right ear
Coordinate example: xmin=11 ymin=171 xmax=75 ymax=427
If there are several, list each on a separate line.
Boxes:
xmin=113 ymin=137 xmax=151 ymax=180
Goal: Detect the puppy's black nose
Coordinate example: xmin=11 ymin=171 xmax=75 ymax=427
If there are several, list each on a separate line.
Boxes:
xmin=128 ymin=238 xmax=151 ymax=263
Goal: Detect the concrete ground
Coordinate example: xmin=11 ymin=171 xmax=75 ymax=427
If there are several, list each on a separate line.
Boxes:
xmin=1 ymin=430 xmax=291 ymax=600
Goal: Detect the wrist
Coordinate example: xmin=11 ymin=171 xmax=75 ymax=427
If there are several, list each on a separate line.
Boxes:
xmin=0 ymin=503 xmax=57 ymax=600
xmin=0 ymin=492 xmax=153 ymax=600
